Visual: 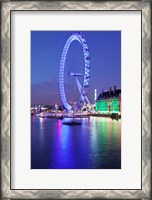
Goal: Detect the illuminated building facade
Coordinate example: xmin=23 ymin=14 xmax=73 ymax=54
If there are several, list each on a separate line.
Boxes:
xmin=96 ymin=86 xmax=121 ymax=114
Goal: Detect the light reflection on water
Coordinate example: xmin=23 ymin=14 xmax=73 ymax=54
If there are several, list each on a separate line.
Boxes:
xmin=31 ymin=116 xmax=121 ymax=169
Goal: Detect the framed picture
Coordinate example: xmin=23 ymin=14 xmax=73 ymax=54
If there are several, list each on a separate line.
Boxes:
xmin=1 ymin=0 xmax=151 ymax=199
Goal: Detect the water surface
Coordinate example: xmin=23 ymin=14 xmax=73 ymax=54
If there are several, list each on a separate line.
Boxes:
xmin=31 ymin=117 xmax=121 ymax=169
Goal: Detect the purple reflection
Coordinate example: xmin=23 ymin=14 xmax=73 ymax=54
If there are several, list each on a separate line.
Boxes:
xmin=31 ymin=117 xmax=121 ymax=169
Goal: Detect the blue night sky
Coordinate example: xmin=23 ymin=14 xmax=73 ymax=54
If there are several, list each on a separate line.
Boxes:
xmin=31 ymin=31 xmax=121 ymax=105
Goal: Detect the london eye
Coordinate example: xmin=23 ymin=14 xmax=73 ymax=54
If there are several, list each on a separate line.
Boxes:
xmin=59 ymin=31 xmax=91 ymax=111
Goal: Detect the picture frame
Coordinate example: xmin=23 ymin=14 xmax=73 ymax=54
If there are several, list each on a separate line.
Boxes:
xmin=1 ymin=0 xmax=151 ymax=199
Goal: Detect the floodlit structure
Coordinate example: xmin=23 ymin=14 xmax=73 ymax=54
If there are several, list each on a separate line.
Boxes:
xmin=59 ymin=31 xmax=91 ymax=111
xmin=96 ymin=86 xmax=121 ymax=114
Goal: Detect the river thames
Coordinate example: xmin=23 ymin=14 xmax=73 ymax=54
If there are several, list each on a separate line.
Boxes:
xmin=31 ymin=116 xmax=121 ymax=169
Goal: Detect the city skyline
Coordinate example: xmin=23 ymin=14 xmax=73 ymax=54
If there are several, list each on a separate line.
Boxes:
xmin=31 ymin=31 xmax=121 ymax=105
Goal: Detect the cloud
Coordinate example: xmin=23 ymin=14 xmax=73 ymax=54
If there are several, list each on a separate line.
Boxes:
xmin=31 ymin=80 xmax=60 ymax=105
xmin=31 ymin=79 xmax=82 ymax=105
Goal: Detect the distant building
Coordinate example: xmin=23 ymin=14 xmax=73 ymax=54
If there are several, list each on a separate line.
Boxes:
xmin=96 ymin=86 xmax=121 ymax=114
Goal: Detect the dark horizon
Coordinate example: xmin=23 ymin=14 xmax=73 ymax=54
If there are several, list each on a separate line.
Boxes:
xmin=31 ymin=31 xmax=121 ymax=105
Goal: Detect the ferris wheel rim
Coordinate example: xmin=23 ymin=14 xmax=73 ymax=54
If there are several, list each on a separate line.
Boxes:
xmin=59 ymin=31 xmax=91 ymax=110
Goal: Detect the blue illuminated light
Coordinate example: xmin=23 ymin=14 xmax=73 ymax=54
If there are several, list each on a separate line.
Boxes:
xmin=59 ymin=32 xmax=91 ymax=110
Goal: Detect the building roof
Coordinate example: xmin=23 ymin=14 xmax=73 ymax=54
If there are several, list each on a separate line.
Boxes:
xmin=97 ymin=88 xmax=121 ymax=100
